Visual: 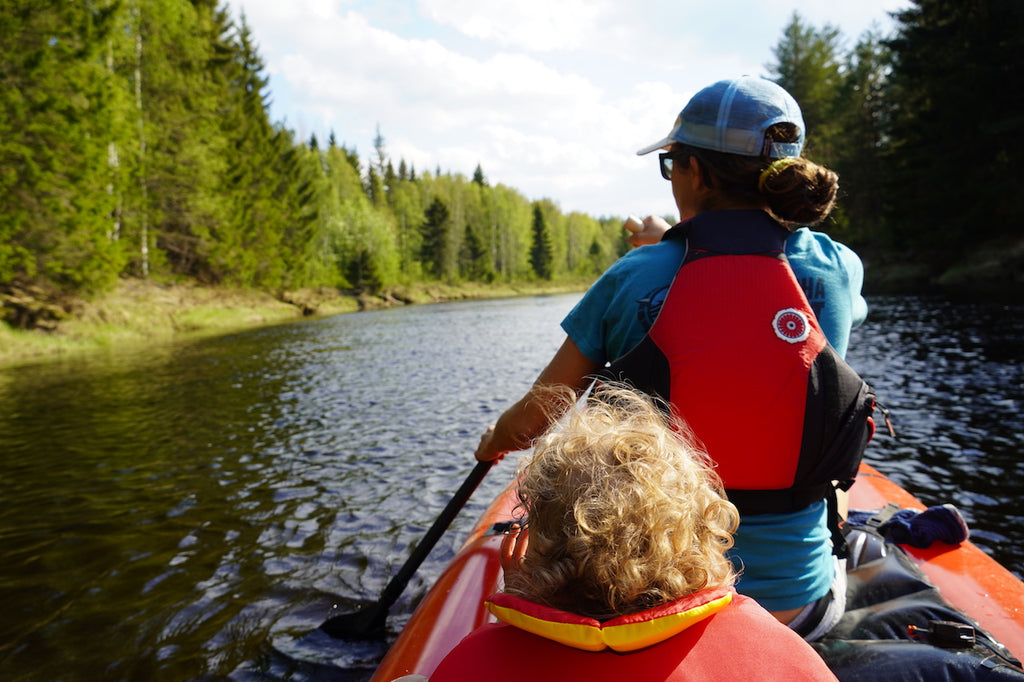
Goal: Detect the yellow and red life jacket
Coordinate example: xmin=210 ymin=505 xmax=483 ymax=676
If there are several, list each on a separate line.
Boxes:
xmin=430 ymin=587 xmax=839 ymax=681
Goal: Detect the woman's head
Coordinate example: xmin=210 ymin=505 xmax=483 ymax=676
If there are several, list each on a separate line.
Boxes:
xmin=504 ymin=384 xmax=739 ymax=621
xmin=640 ymin=76 xmax=838 ymax=226
xmin=638 ymin=76 xmax=805 ymax=159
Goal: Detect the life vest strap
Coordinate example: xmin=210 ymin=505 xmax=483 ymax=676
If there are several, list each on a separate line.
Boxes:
xmin=725 ymin=483 xmax=833 ymax=515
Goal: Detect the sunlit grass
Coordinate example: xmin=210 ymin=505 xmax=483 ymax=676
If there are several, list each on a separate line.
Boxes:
xmin=1 ymin=283 xmax=311 ymax=367
xmin=0 ymin=323 xmax=98 ymax=365
xmin=1 ymin=278 xmax=591 ymax=369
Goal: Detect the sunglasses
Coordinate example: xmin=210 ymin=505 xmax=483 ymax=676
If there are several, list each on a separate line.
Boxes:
xmin=658 ymin=151 xmax=689 ymax=181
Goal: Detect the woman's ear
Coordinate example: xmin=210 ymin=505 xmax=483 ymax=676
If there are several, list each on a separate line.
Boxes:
xmin=687 ymin=155 xmax=707 ymax=191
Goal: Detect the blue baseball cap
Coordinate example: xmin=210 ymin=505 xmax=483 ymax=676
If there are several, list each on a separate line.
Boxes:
xmin=637 ymin=76 xmax=805 ymax=159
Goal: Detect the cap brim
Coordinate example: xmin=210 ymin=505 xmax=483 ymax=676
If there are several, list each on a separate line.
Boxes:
xmin=636 ymin=136 xmax=674 ymax=156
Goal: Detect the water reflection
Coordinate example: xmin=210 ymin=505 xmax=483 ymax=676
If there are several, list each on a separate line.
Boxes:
xmin=848 ymin=297 xmax=1023 ymax=577
xmin=0 ymin=296 xmax=575 ymax=679
xmin=0 ymin=294 xmax=1020 ymax=680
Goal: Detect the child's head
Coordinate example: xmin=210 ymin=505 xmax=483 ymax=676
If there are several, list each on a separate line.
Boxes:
xmin=505 ymin=383 xmax=739 ymax=620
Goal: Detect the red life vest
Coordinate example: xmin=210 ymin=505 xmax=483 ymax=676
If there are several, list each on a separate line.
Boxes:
xmin=604 ymin=211 xmax=875 ymax=521
xmin=429 ymin=588 xmax=839 ymax=681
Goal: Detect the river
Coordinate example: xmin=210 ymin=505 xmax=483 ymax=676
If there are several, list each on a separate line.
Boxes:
xmin=0 ymin=293 xmax=1020 ymax=680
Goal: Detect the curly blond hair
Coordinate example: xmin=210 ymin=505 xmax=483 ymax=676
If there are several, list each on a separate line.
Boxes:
xmin=504 ymin=383 xmax=739 ymax=621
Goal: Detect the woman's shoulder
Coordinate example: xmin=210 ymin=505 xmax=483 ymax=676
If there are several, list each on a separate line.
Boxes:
xmin=786 ymin=227 xmax=860 ymax=263
xmin=605 ymin=239 xmax=687 ymax=278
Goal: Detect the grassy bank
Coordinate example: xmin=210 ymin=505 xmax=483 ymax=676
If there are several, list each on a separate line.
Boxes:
xmin=0 ymin=278 xmax=589 ymax=369
xmin=11 ymin=233 xmax=1019 ymax=369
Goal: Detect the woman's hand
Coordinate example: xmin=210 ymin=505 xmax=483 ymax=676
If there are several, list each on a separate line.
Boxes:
xmin=624 ymin=214 xmax=672 ymax=247
xmin=474 ymin=336 xmax=601 ymax=462
xmin=474 ymin=425 xmax=505 ymax=462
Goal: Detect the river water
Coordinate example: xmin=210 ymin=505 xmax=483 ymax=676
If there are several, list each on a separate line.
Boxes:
xmin=0 ymin=293 xmax=1020 ymax=680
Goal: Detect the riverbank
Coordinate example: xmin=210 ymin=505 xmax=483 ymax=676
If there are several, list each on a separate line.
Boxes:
xmin=0 ymin=278 xmax=589 ymax=369
xmin=5 ymin=232 xmax=1023 ymax=369
xmin=859 ymin=235 xmax=1024 ymax=300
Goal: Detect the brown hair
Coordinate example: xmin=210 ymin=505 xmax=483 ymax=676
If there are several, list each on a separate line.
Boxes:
xmin=675 ymin=123 xmax=839 ymax=227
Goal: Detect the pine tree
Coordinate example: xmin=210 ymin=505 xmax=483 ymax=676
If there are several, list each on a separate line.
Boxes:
xmin=123 ymin=0 xmax=233 ymax=282
xmin=472 ymin=163 xmax=487 ymax=187
xmin=459 ymin=224 xmax=495 ymax=282
xmin=270 ymin=130 xmax=324 ymax=288
xmin=766 ymin=14 xmax=895 ymax=245
xmin=365 ymin=166 xmax=385 ymax=206
xmin=884 ymin=0 xmax=1024 ymax=251
xmin=529 ymin=203 xmax=554 ymax=280
xmin=373 ymin=124 xmax=387 ymax=175
xmin=214 ymin=8 xmax=288 ymax=286
xmin=767 ymin=13 xmax=844 ymax=165
xmin=0 ymin=0 xmax=128 ymax=291
xmin=384 ymin=160 xmax=397 ymax=199
xmin=421 ymin=197 xmax=450 ymax=279
xmin=831 ymin=30 xmax=894 ymax=245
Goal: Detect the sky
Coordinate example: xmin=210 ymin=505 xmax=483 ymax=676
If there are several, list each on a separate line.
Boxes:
xmin=231 ymin=0 xmax=910 ymax=221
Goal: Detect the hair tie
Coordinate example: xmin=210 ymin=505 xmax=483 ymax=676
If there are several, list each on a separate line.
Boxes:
xmin=758 ymin=157 xmax=800 ymax=192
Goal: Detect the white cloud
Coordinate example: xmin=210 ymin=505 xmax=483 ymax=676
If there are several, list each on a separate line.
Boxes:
xmin=418 ymin=0 xmax=613 ymax=51
xmin=273 ymin=11 xmax=601 ymax=128
xmin=234 ymin=0 xmax=911 ymax=218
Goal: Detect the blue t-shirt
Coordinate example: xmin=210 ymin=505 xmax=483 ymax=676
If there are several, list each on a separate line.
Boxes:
xmin=561 ymin=219 xmax=867 ymax=611
xmin=563 ymin=226 xmax=866 ymax=363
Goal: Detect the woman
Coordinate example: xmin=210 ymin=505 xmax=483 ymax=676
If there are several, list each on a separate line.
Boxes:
xmin=476 ymin=76 xmax=871 ymax=640
xmin=434 ymin=384 xmax=838 ymax=681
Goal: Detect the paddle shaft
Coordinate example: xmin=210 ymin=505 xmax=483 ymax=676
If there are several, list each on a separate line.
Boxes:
xmin=320 ymin=458 xmax=494 ymax=638
xmin=377 ymin=458 xmax=494 ymax=610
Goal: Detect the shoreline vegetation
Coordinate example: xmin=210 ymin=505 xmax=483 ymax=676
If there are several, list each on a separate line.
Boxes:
xmin=5 ymin=239 xmax=1023 ymax=371
xmin=0 ymin=278 xmax=591 ymax=369
xmin=5 ymin=5 xmax=1020 ymax=371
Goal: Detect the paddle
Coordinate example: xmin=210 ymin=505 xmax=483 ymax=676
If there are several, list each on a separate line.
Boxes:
xmin=320 ymin=458 xmax=495 ymax=639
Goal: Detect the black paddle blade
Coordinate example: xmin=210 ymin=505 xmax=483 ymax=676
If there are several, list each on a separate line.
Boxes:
xmin=320 ymin=601 xmax=388 ymax=640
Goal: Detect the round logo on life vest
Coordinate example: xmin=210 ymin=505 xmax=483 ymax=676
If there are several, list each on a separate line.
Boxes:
xmin=773 ymin=308 xmax=809 ymax=343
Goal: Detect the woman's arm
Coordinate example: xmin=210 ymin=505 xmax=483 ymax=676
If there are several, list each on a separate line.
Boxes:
xmin=475 ymin=336 xmax=602 ymax=462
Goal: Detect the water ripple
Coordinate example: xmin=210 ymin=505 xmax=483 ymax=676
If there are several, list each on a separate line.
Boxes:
xmin=0 ymin=293 xmax=1020 ymax=680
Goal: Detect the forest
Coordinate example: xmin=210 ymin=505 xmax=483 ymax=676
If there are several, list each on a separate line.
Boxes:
xmin=2 ymin=0 xmax=1022 ymax=332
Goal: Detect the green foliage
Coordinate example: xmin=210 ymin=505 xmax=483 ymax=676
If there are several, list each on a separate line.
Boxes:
xmin=460 ymin=224 xmax=496 ymax=282
xmin=0 ymin=0 xmax=614 ymax=302
xmin=472 ymin=164 xmax=487 ymax=187
xmin=530 ymin=202 xmax=554 ymax=280
xmin=420 ymin=197 xmax=451 ymax=279
xmin=365 ymin=166 xmax=386 ymax=207
xmin=831 ymin=31 xmax=894 ymax=245
xmin=766 ymin=2 xmax=1022 ymax=272
xmin=768 ymin=13 xmax=845 ymax=165
xmin=564 ymin=212 xmax=619 ymax=277
xmin=0 ymin=0 xmax=127 ymax=290
xmin=130 ymin=0 xmax=230 ymax=281
xmin=883 ymin=0 xmax=1024 ymax=254
xmin=6 ymin=1 xmax=1017 ymax=305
